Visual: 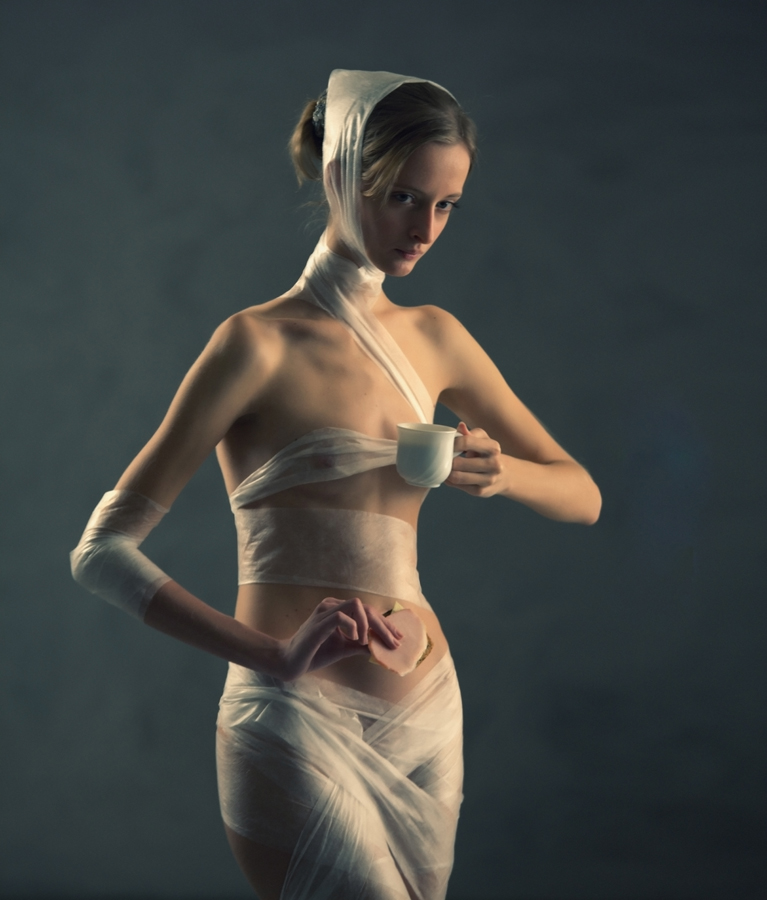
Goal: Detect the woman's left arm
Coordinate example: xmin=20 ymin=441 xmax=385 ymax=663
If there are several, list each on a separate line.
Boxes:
xmin=432 ymin=309 xmax=601 ymax=524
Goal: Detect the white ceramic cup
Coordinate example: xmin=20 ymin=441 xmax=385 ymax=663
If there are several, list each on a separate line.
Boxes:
xmin=396 ymin=423 xmax=460 ymax=488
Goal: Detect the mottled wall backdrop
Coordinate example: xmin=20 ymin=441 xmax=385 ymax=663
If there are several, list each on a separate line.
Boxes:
xmin=1 ymin=1 xmax=765 ymax=898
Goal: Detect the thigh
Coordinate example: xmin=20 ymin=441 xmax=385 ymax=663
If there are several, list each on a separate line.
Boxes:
xmin=218 ymin=729 xmax=410 ymax=900
xmin=226 ymin=818 xmax=412 ymax=900
xmin=224 ymin=824 xmax=291 ymax=900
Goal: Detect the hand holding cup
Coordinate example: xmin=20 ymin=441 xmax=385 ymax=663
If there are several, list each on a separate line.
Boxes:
xmin=396 ymin=423 xmax=461 ymax=488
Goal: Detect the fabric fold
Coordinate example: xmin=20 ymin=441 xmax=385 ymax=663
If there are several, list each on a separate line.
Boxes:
xmin=290 ymin=237 xmax=434 ymax=424
xmin=229 ymin=427 xmax=397 ymax=509
xmin=217 ymin=652 xmax=463 ymax=900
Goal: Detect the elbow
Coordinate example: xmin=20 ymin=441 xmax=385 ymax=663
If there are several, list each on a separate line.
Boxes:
xmin=69 ymin=530 xmax=168 ymax=620
xmin=579 ymin=481 xmax=602 ymax=525
xmin=70 ymin=542 xmax=87 ymax=587
xmin=70 ymin=539 xmax=101 ymax=593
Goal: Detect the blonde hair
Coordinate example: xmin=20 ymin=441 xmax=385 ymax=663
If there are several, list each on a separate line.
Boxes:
xmin=289 ymin=82 xmax=477 ymax=205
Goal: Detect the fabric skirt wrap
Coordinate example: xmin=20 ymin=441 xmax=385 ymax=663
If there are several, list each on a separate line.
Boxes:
xmin=216 ymin=651 xmax=463 ymax=900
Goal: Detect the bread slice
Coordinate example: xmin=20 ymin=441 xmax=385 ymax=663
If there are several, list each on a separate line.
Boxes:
xmin=368 ymin=604 xmax=432 ymax=676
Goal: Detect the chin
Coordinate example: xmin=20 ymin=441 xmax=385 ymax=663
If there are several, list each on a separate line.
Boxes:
xmin=367 ymin=247 xmax=422 ymax=277
xmin=380 ymin=257 xmax=420 ymax=278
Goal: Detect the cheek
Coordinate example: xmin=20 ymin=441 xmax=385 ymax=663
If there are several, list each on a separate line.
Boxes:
xmin=361 ymin=205 xmax=387 ymax=239
xmin=367 ymin=213 xmax=399 ymax=249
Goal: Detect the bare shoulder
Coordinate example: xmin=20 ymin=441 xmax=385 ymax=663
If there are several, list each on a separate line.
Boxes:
xmin=214 ymin=303 xmax=281 ymax=348
xmin=394 ymin=303 xmax=476 ymax=361
xmin=203 ymin=302 xmax=293 ymax=374
xmin=166 ymin=305 xmax=287 ymax=426
xmin=206 ymin=310 xmax=260 ymax=359
xmin=394 ymin=301 xmax=511 ymax=401
xmin=389 ymin=302 xmax=460 ymax=341
xmin=113 ymin=305 xmax=286 ymax=505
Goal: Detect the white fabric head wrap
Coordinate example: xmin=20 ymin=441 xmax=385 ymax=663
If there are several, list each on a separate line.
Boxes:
xmin=322 ymin=69 xmax=454 ymax=268
xmin=289 ymin=69 xmax=456 ymax=424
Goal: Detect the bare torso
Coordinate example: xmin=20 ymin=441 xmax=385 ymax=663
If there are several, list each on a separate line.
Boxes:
xmin=216 ymin=287 xmax=452 ymax=701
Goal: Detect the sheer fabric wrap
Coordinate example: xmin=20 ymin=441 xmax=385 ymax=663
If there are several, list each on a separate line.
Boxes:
xmin=70 ymin=489 xmax=171 ymax=620
xmin=217 ymin=653 xmax=463 ymax=900
xmin=233 ymin=506 xmax=431 ymax=611
xmin=228 ymin=428 xmax=397 ymax=507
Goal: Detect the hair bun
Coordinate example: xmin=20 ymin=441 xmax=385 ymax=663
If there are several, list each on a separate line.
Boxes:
xmin=312 ymin=91 xmax=327 ymax=141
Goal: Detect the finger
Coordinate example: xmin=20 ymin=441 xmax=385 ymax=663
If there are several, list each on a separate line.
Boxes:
xmin=455 ymin=422 xmax=471 ymax=454
xmin=447 ymin=467 xmax=497 ymax=484
xmin=370 ymin=604 xmax=404 ymax=638
xmin=455 ymin=436 xmax=493 ymax=458
xmin=329 ymin=610 xmax=360 ymax=642
xmin=460 ymin=438 xmax=497 ymax=457
xmin=307 ymin=638 xmax=370 ymax=673
xmin=454 ymin=422 xmax=474 ymax=455
xmin=316 ymin=596 xmax=346 ymax=613
xmin=445 ymin=469 xmax=501 ymax=497
xmin=339 ymin=597 xmax=370 ymax=645
xmin=450 ymin=455 xmax=499 ymax=475
xmin=367 ymin=609 xmax=403 ymax=648
xmin=305 ymin=609 xmax=358 ymax=647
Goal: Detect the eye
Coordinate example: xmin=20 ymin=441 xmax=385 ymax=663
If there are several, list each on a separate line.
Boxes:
xmin=392 ymin=192 xmax=415 ymax=204
xmin=436 ymin=200 xmax=461 ymax=212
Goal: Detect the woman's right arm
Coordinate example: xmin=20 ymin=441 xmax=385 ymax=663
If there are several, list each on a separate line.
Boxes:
xmin=71 ymin=313 xmax=401 ymax=678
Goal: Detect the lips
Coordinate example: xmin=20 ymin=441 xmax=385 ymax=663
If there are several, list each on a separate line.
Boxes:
xmin=396 ymin=248 xmax=422 ymax=260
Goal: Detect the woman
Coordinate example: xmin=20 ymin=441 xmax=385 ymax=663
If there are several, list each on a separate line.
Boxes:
xmin=71 ymin=69 xmax=601 ymax=900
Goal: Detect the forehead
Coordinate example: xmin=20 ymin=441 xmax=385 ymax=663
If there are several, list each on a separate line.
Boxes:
xmin=395 ymin=142 xmax=471 ymax=194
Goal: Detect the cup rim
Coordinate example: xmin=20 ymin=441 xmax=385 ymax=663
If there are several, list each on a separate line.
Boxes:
xmin=397 ymin=423 xmax=456 ymax=434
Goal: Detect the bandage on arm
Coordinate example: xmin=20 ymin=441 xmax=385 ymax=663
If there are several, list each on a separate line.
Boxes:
xmin=70 ymin=489 xmax=172 ymax=620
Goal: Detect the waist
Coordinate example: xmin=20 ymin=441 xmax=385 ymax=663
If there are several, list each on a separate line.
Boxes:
xmin=233 ymin=505 xmax=428 ymax=609
xmin=220 ymin=646 xmax=458 ymax=718
xmin=233 ymin=582 xmax=448 ymax=702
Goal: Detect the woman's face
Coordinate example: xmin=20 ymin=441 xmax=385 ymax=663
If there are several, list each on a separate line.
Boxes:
xmin=360 ymin=141 xmax=471 ymax=277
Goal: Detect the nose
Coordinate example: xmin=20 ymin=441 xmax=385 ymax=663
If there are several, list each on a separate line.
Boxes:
xmin=409 ymin=207 xmax=436 ymax=246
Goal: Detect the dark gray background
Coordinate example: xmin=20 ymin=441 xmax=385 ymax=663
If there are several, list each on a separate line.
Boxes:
xmin=2 ymin=1 xmax=765 ymax=898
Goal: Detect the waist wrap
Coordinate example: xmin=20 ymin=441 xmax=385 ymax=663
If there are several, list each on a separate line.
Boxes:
xmin=234 ymin=506 xmax=428 ymax=609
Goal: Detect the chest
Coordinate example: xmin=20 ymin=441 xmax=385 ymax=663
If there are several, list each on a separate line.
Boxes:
xmin=267 ymin=318 xmax=424 ymax=434
xmin=218 ymin=309 xmax=439 ymax=492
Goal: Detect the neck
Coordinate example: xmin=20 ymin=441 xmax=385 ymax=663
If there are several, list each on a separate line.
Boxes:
xmin=291 ymin=228 xmax=386 ymax=318
xmin=325 ymin=220 xmax=364 ymax=268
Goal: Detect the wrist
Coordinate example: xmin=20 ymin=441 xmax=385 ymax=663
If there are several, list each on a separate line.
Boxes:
xmin=495 ymin=452 xmax=516 ymax=499
xmin=244 ymin=630 xmax=288 ymax=677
